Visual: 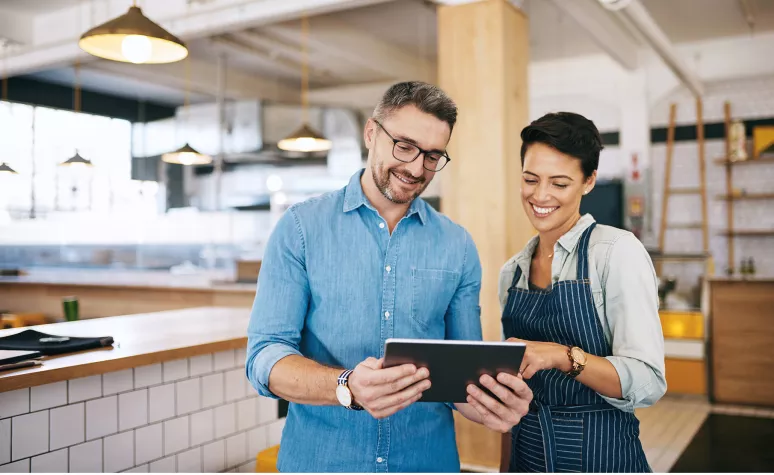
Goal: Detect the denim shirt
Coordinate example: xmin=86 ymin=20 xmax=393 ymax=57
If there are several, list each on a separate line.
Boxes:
xmin=246 ymin=169 xmax=483 ymax=473
xmin=498 ymin=214 xmax=667 ymax=413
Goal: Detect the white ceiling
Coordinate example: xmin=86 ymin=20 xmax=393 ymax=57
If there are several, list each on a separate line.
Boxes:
xmin=0 ymin=0 xmax=80 ymax=14
xmin=12 ymin=0 xmax=774 ymax=107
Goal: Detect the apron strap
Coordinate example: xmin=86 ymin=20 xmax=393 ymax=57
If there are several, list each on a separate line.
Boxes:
xmin=511 ymin=264 xmax=523 ymax=289
xmin=575 ymin=222 xmax=597 ymax=281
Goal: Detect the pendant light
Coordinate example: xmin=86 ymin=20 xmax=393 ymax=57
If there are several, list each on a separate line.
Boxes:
xmin=0 ymin=50 xmax=18 ymax=174
xmin=0 ymin=162 xmax=17 ymax=174
xmin=60 ymin=60 xmax=93 ymax=168
xmin=277 ymin=14 xmax=332 ymax=153
xmin=78 ymin=1 xmax=188 ymax=64
xmin=162 ymin=57 xmax=211 ymax=166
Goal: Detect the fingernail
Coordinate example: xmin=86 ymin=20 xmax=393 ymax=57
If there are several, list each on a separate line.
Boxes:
xmin=419 ymin=368 xmax=430 ymax=378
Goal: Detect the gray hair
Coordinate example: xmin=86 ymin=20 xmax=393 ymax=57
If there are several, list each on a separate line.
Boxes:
xmin=372 ymin=81 xmax=458 ymax=132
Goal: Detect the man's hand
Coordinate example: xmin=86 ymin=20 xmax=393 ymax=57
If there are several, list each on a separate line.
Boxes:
xmin=348 ymin=357 xmax=431 ymax=419
xmin=508 ymin=337 xmax=571 ymax=379
xmin=464 ymin=372 xmax=532 ymax=433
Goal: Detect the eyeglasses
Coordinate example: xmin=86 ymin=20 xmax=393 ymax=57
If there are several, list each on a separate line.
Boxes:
xmin=372 ymin=119 xmax=451 ymax=172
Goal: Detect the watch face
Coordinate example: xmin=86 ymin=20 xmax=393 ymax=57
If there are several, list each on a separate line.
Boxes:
xmin=571 ymin=347 xmax=587 ymax=364
xmin=336 ymin=385 xmax=352 ymax=407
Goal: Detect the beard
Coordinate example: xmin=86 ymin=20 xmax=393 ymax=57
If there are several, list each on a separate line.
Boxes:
xmin=371 ymin=156 xmax=429 ymax=205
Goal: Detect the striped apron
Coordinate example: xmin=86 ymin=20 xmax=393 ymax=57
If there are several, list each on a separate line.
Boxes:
xmin=502 ymin=223 xmax=651 ymax=473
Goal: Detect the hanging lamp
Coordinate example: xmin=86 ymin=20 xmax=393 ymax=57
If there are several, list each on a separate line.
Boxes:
xmin=60 ymin=60 xmax=94 ymax=168
xmin=277 ymin=14 xmax=332 ymax=153
xmin=0 ymin=162 xmax=17 ymax=174
xmin=162 ymin=57 xmax=211 ymax=165
xmin=79 ymin=1 xmax=188 ymax=64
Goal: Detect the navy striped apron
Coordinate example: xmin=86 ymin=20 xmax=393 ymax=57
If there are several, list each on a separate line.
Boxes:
xmin=502 ymin=223 xmax=650 ymax=473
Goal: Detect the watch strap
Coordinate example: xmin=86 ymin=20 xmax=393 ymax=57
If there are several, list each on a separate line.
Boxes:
xmin=337 ymin=369 xmax=363 ymax=410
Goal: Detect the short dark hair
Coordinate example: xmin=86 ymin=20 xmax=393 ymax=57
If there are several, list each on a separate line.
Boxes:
xmin=519 ymin=112 xmax=603 ymax=178
xmin=373 ymin=81 xmax=458 ymax=132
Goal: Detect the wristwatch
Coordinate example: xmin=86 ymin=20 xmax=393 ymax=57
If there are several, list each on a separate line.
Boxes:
xmin=566 ymin=346 xmax=587 ymax=378
xmin=336 ymin=369 xmax=363 ymax=410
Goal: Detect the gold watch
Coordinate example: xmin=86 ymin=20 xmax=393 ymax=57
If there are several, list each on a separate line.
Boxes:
xmin=566 ymin=346 xmax=587 ymax=378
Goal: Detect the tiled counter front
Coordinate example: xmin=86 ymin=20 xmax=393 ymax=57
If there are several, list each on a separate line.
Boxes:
xmin=0 ymin=348 xmax=284 ymax=473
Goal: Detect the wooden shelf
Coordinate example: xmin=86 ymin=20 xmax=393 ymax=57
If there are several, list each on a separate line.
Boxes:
xmin=668 ymin=223 xmax=704 ymax=230
xmin=715 ymin=156 xmax=774 ymax=166
xmin=648 ymin=252 xmax=710 ymax=262
xmin=716 ymin=193 xmax=774 ymax=201
xmin=717 ymin=230 xmax=774 ymax=237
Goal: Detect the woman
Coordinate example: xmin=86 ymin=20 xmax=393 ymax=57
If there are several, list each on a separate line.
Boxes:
xmin=498 ymin=112 xmax=666 ymax=472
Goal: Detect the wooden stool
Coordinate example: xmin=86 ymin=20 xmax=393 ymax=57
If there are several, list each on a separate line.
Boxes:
xmin=255 ymin=445 xmax=279 ymax=473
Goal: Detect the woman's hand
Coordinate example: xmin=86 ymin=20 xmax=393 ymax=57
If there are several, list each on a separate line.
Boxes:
xmin=507 ymin=337 xmax=571 ymax=379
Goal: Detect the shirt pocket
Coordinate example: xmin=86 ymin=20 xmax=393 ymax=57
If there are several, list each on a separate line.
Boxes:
xmin=410 ymin=268 xmax=460 ymax=334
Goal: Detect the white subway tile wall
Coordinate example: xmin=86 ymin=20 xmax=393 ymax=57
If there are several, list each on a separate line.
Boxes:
xmin=134 ymin=424 xmax=163 ymax=465
xmin=68 ymin=439 xmax=102 ymax=473
xmin=119 ymin=390 xmax=148 ymax=431
xmin=149 ymin=456 xmax=176 ymax=473
xmin=0 ymin=420 xmax=9 ymax=465
xmin=0 ymin=348 xmax=278 ymax=473
xmin=0 ymin=389 xmax=29 ymax=419
xmin=202 ymin=440 xmax=226 ymax=473
xmin=49 ymin=403 xmax=85 ymax=450
xmin=176 ymin=379 xmax=202 ymax=415
xmin=68 ymin=375 xmax=102 ymax=403
xmin=176 ymin=447 xmax=202 ymax=473
xmin=30 ymin=448 xmax=68 ymax=473
xmin=30 ymin=382 xmax=67 ymax=412
xmin=12 ymin=411 xmax=49 ymax=460
xmin=163 ymin=360 xmax=189 ymax=383
xmin=149 ymin=384 xmax=176 ymax=423
xmin=134 ymin=364 xmax=162 ymax=389
xmin=104 ymin=431 xmax=135 ymax=473
xmin=86 ymin=396 xmax=118 ymax=440
xmin=103 ymin=369 xmax=134 ymax=396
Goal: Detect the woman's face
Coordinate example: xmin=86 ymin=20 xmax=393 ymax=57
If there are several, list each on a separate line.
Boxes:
xmin=520 ymin=142 xmax=596 ymax=235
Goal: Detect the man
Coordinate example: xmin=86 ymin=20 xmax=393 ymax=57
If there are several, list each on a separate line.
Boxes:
xmin=246 ymin=81 xmax=532 ymax=472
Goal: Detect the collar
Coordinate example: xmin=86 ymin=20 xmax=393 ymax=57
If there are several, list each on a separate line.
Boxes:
xmin=342 ymin=168 xmax=427 ymax=225
xmin=513 ymin=213 xmax=596 ymax=272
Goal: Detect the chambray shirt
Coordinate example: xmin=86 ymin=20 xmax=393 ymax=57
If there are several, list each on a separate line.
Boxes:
xmin=498 ymin=214 xmax=667 ymax=412
xmin=246 ymin=169 xmax=483 ymax=473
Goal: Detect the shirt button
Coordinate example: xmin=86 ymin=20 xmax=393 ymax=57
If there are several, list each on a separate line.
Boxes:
xmin=379 ymin=222 xmax=385 ymax=229
xmin=385 ymin=266 xmax=391 ymax=272
xmin=384 ymin=311 xmax=390 ymax=319
xmin=376 ymin=457 xmax=384 ymax=463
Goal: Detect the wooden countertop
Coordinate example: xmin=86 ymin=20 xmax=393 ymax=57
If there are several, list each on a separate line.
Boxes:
xmin=0 ymin=268 xmax=256 ymax=293
xmin=708 ymin=276 xmax=774 ymax=283
xmin=0 ymin=307 xmax=249 ymax=392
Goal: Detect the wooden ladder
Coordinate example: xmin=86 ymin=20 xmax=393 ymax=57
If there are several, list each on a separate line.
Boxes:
xmin=656 ymin=100 xmax=712 ymax=276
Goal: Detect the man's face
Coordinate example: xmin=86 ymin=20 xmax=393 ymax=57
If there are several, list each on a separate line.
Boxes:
xmin=364 ymin=104 xmax=451 ymax=205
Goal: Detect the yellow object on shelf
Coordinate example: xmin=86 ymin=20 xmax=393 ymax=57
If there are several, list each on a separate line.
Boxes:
xmin=255 ymin=445 xmax=279 ymax=473
xmin=753 ymin=125 xmax=774 ymax=159
xmin=659 ymin=310 xmax=703 ymax=340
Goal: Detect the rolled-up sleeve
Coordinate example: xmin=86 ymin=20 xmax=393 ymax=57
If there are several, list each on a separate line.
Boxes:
xmin=601 ymin=233 xmax=667 ymax=412
xmin=245 ymin=207 xmax=309 ymax=399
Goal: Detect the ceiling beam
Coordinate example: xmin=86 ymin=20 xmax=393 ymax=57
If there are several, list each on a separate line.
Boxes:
xmin=3 ymin=0 xmax=393 ymax=77
xmin=259 ymin=16 xmax=433 ymax=83
xmin=84 ymin=57 xmax=299 ymax=103
xmin=0 ymin=11 xmax=33 ymax=47
xmin=307 ymin=81 xmax=396 ymax=109
xmin=549 ymin=0 xmax=640 ymax=71
xmin=233 ymin=30 xmax=335 ymax=74
xmin=602 ymin=0 xmax=704 ymax=97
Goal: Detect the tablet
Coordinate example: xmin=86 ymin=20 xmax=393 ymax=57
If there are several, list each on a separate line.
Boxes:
xmin=383 ymin=338 xmax=526 ymax=403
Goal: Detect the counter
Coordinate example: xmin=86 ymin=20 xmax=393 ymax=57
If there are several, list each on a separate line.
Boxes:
xmin=709 ymin=277 xmax=774 ymax=407
xmin=0 ymin=269 xmax=256 ymax=321
xmin=0 ymin=307 xmax=282 ymax=473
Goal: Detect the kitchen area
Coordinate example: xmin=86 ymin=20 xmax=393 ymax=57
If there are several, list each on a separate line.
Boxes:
xmin=2 ymin=0 xmax=774 ymax=473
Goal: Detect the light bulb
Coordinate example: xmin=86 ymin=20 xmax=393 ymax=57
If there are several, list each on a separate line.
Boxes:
xmin=121 ymin=35 xmax=153 ymax=64
xmin=177 ymin=152 xmax=197 ymax=166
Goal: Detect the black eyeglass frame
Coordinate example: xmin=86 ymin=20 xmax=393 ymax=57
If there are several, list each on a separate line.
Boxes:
xmin=372 ymin=119 xmax=451 ymax=172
